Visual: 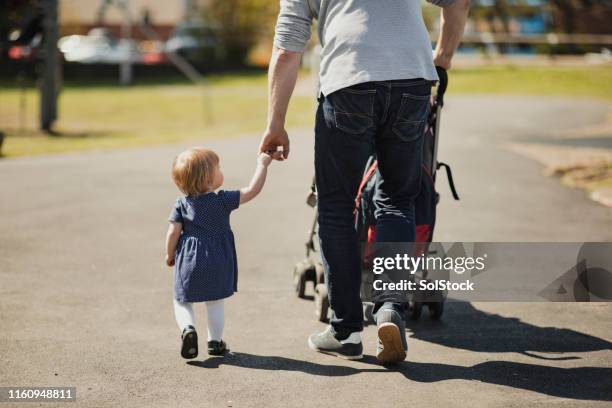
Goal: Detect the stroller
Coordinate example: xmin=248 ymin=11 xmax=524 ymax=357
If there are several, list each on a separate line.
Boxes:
xmin=293 ymin=67 xmax=459 ymax=323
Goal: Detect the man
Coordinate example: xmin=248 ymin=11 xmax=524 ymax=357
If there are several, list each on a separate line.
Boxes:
xmin=260 ymin=0 xmax=470 ymax=363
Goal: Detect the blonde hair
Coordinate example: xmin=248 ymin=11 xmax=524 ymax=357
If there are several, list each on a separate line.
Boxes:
xmin=172 ymin=148 xmax=219 ymax=196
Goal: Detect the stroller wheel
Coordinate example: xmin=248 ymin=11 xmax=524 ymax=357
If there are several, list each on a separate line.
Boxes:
xmin=293 ymin=262 xmax=309 ymax=298
xmin=408 ymin=301 xmax=422 ymax=321
xmin=314 ymin=283 xmax=330 ymax=323
xmin=428 ymin=301 xmax=444 ymax=320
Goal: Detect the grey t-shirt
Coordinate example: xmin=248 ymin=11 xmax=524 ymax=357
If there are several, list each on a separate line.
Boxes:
xmin=274 ymin=0 xmax=457 ymax=96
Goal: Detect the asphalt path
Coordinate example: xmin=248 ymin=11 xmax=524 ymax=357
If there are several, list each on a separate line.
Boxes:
xmin=1 ymin=95 xmax=611 ymax=407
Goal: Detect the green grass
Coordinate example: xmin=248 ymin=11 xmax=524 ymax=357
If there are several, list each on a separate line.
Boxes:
xmin=0 ymin=72 xmax=313 ymax=157
xmin=449 ymin=64 xmax=612 ymax=101
xmin=0 ymin=65 xmax=610 ymax=158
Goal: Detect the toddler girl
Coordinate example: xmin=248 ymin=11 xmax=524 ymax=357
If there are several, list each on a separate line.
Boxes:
xmin=165 ymin=147 xmax=274 ymax=358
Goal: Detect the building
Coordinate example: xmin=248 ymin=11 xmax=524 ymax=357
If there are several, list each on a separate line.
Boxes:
xmin=59 ymin=0 xmax=208 ymax=40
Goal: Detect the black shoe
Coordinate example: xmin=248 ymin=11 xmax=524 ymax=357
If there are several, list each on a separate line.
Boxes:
xmin=376 ymin=308 xmax=407 ymax=364
xmin=181 ymin=325 xmax=198 ymax=359
xmin=208 ymin=340 xmax=228 ymax=356
xmin=308 ymin=326 xmax=363 ymax=360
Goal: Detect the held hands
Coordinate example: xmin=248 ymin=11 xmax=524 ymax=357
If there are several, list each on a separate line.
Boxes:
xmin=259 ymin=125 xmax=290 ymax=161
xmin=258 ymin=151 xmax=282 ymax=167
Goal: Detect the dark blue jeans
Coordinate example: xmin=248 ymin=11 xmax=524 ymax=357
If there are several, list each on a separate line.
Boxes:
xmin=315 ymin=79 xmax=433 ymax=337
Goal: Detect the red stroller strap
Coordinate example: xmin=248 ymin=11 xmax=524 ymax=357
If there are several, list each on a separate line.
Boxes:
xmin=354 ymin=160 xmax=378 ymax=216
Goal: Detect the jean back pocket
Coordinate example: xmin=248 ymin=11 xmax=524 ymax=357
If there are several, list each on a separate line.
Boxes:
xmin=327 ymin=88 xmax=376 ymax=135
xmin=392 ymin=92 xmax=430 ymax=142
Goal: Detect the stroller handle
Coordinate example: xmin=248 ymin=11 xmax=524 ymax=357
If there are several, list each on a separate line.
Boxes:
xmin=435 ymin=66 xmax=448 ymax=107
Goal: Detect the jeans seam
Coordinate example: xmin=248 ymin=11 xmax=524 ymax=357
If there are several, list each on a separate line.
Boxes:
xmin=389 ymin=79 xmax=433 ymax=87
xmin=400 ymin=92 xmax=430 ymax=100
xmin=371 ymin=79 xmax=432 ymax=87
xmin=380 ymin=88 xmax=391 ymax=125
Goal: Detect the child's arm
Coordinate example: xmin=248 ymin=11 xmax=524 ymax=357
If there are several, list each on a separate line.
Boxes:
xmin=240 ymin=153 xmax=274 ymax=205
xmin=165 ymin=222 xmax=182 ymax=266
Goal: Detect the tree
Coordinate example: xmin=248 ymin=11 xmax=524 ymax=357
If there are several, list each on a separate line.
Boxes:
xmin=203 ymin=0 xmax=279 ymax=65
xmin=470 ymin=0 xmax=536 ymax=53
xmin=548 ymin=0 xmax=597 ymax=34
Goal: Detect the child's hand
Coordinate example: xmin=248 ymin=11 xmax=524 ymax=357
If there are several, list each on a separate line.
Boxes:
xmin=261 ymin=150 xmax=284 ymax=164
xmin=270 ymin=150 xmax=284 ymax=161
xmin=166 ymin=254 xmax=175 ymax=267
xmin=258 ymin=152 xmax=273 ymax=167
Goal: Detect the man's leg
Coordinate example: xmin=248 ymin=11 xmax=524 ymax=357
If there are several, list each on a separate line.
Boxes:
xmin=373 ymin=80 xmax=433 ymax=362
xmin=309 ymin=87 xmax=376 ymax=359
xmin=374 ymin=81 xmax=431 ymax=242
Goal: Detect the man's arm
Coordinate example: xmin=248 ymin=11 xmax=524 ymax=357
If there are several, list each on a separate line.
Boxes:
xmin=259 ymin=47 xmax=302 ymax=160
xmin=431 ymin=0 xmax=471 ymax=70
xmin=259 ymin=0 xmax=314 ymax=160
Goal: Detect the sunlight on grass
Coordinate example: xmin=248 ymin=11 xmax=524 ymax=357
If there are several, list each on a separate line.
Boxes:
xmin=0 ymin=66 xmax=610 ymax=158
xmin=449 ymin=65 xmax=612 ymax=101
xmin=0 ymin=73 xmax=314 ymax=157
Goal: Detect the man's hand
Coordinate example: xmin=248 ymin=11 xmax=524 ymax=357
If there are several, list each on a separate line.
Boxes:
xmin=166 ymin=254 xmax=175 ymax=267
xmin=433 ymin=53 xmax=452 ymax=71
xmin=259 ymin=125 xmax=290 ymax=161
xmin=433 ymin=0 xmax=470 ymax=71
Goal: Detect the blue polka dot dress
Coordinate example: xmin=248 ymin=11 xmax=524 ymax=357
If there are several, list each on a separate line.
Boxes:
xmin=169 ymin=190 xmax=240 ymax=302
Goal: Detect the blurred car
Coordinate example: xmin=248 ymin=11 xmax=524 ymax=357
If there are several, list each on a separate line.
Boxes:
xmin=7 ymin=10 xmax=43 ymax=61
xmin=139 ymin=39 xmax=167 ymax=65
xmin=164 ymin=21 xmax=224 ymax=66
xmin=8 ymin=35 xmax=40 ymax=61
xmin=58 ymin=28 xmax=141 ymax=64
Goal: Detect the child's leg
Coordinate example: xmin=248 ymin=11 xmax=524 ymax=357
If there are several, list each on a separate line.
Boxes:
xmin=205 ymin=299 xmax=225 ymax=341
xmin=173 ymin=299 xmax=195 ymax=331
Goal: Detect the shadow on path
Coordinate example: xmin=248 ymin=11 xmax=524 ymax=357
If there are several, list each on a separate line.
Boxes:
xmin=406 ymin=301 xmax=612 ymax=360
xmin=188 ymin=353 xmax=612 ymax=401
xmin=187 ymin=301 xmax=612 ymax=401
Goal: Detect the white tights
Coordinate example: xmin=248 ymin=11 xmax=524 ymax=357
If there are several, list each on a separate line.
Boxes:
xmin=173 ymin=299 xmax=225 ymax=341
